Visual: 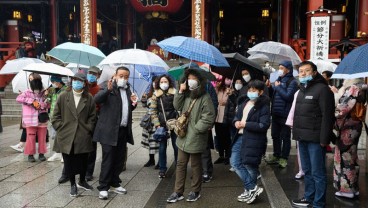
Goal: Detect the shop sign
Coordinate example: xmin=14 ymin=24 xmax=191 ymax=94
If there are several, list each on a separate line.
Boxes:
xmin=310 ymin=16 xmax=330 ymax=60
xmin=192 ymin=0 xmax=205 ymax=40
xmin=81 ymin=0 xmax=92 ymax=45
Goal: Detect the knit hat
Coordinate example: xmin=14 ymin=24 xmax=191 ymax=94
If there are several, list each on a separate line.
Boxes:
xmin=279 ymin=60 xmax=293 ymax=71
xmin=50 ymin=75 xmax=62 ymax=83
xmin=88 ymin=66 xmax=101 ymax=74
xmin=73 ymin=72 xmax=87 ymax=81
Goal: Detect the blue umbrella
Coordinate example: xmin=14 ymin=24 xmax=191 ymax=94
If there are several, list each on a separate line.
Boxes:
xmin=157 ymin=36 xmax=230 ymax=67
xmin=332 ymin=43 xmax=368 ymax=79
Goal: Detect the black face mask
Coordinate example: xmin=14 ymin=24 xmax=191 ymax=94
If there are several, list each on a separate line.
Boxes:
xmin=30 ymin=79 xmax=43 ymax=91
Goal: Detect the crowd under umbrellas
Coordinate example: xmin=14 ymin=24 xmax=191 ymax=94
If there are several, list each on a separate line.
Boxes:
xmin=2 ymin=37 xmax=368 ymax=206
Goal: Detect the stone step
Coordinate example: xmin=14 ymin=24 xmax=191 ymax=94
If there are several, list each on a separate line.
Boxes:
xmin=2 ymin=109 xmax=22 ymax=115
xmin=1 ymin=114 xmax=22 ymax=121
xmin=1 ymin=99 xmax=19 ymax=105
xmin=2 ymin=104 xmax=22 ymax=111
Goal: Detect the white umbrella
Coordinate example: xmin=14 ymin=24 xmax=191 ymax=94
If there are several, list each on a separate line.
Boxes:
xmin=247 ymin=41 xmax=302 ymax=66
xmin=308 ymin=59 xmax=337 ymax=74
xmin=12 ymin=70 xmax=50 ymax=93
xmin=65 ymin=63 xmax=90 ymax=74
xmin=0 ymin=58 xmax=45 ymax=75
xmin=23 ymin=63 xmax=74 ymax=77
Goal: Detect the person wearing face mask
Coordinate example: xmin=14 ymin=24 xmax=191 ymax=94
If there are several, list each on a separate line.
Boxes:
xmin=51 ymin=73 xmax=96 ymax=197
xmin=167 ymin=69 xmax=215 ymax=203
xmin=291 ymin=61 xmax=335 ymax=208
xmin=231 ymin=80 xmax=270 ymax=204
xmin=150 ymin=75 xmax=178 ymax=178
xmin=16 ymin=73 xmax=50 ymax=162
xmin=265 ymin=60 xmax=298 ymax=168
xmin=224 ymin=79 xmax=243 ymax=137
xmin=238 ymin=68 xmax=269 ymax=98
xmin=93 ymin=66 xmax=137 ymax=200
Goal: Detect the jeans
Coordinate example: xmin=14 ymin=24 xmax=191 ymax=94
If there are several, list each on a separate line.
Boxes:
xmin=271 ymin=115 xmax=291 ymax=159
xmin=299 ymin=141 xmax=327 ymax=208
xmin=230 ymin=135 xmax=259 ymax=190
xmin=159 ymin=130 xmax=178 ymax=172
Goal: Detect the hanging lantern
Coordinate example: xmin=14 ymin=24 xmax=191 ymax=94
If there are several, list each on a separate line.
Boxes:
xmin=130 ymin=0 xmax=184 ymax=19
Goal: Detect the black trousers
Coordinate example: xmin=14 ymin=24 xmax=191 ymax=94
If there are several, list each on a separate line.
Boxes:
xmin=62 ymin=145 xmax=89 ymax=185
xmin=214 ymin=122 xmax=231 ymax=158
xmin=97 ymin=126 xmax=128 ymax=191
xmin=86 ymin=141 xmax=97 ymax=177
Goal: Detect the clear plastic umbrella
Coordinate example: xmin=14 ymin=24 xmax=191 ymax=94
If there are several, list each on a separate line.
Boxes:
xmin=0 ymin=58 xmax=44 ymax=75
xmin=308 ymin=59 xmax=337 ymax=74
xmin=12 ymin=70 xmax=50 ymax=93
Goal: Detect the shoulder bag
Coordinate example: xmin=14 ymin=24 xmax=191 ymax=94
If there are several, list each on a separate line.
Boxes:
xmin=166 ymin=99 xmax=197 ymax=138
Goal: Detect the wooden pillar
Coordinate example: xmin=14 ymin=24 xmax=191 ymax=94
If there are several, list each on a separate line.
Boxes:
xmin=281 ymin=0 xmax=292 ymax=44
xmin=50 ymin=0 xmax=57 ymax=47
xmin=192 ymin=0 xmax=205 ymax=40
xmin=80 ymin=0 xmax=97 ymax=46
xmin=122 ymin=3 xmax=133 ymax=47
xmin=306 ymin=0 xmax=324 ymax=59
xmin=358 ymin=0 xmax=368 ymax=35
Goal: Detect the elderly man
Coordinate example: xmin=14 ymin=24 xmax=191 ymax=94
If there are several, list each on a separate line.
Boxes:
xmin=93 ymin=66 xmax=137 ymax=200
xmin=291 ymin=61 xmax=335 ymax=208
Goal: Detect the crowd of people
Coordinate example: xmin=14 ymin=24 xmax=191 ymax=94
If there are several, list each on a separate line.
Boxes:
xmin=6 ymin=58 xmax=367 ymax=207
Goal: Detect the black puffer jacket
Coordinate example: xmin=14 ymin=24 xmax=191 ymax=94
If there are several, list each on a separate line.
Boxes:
xmin=151 ymin=88 xmax=178 ymax=127
xmin=292 ymin=73 xmax=335 ymax=145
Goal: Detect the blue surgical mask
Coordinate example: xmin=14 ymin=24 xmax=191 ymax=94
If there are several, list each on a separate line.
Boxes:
xmin=247 ymin=92 xmax=259 ymax=100
xmin=299 ymin=75 xmax=313 ymax=84
xmin=72 ymin=80 xmax=84 ymax=90
xmin=87 ymin=74 xmax=97 ymax=83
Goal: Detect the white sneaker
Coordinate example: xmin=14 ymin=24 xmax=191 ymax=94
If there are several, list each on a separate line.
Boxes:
xmin=295 ymin=171 xmax=305 ymax=179
xmin=47 ymin=153 xmax=62 ymax=162
xmin=108 ymin=186 xmax=127 ymax=194
xmin=335 ymin=191 xmax=354 ymax=198
xmin=238 ymin=189 xmax=249 ymax=200
xmin=229 ymin=167 xmax=236 ymax=172
xmin=99 ymin=191 xmax=108 ymax=200
xmin=10 ymin=144 xmax=24 ymax=152
xmin=61 ymin=157 xmax=64 ymax=163
xmin=47 ymin=143 xmax=51 ymax=149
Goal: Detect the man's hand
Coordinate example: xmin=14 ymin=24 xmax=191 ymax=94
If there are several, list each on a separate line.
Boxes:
xmin=329 ymin=85 xmax=338 ymax=93
xmin=107 ymin=79 xmax=113 ymax=91
xmin=130 ymin=93 xmax=138 ymax=103
xmin=274 ymin=81 xmax=281 ymax=87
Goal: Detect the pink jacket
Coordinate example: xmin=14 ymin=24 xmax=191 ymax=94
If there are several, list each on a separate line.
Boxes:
xmin=16 ymin=89 xmax=50 ymax=127
xmin=285 ymin=90 xmax=299 ymax=127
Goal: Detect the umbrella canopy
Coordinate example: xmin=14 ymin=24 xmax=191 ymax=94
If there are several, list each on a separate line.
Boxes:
xmin=98 ymin=48 xmax=170 ymax=70
xmin=0 ymin=58 xmax=45 ymax=75
xmin=23 ymin=63 xmax=74 ymax=76
xmin=47 ymin=42 xmax=106 ymax=66
xmin=12 ymin=70 xmax=50 ymax=93
xmin=168 ymin=62 xmax=216 ymax=81
xmin=247 ymin=41 xmax=302 ymax=66
xmin=331 ymin=43 xmax=368 ymax=79
xmin=157 ymin=36 xmax=230 ymax=67
xmin=65 ymin=63 xmax=90 ymax=74
xmin=309 ymin=59 xmax=337 ymax=74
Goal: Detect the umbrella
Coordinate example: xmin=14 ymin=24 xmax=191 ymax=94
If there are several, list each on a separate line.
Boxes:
xmin=331 ymin=43 xmax=368 ymax=79
xmin=308 ymin=59 xmax=337 ymax=74
xmin=23 ymin=63 xmax=74 ymax=76
xmin=0 ymin=58 xmax=45 ymax=75
xmin=157 ymin=36 xmax=230 ymax=67
xmin=47 ymin=42 xmax=106 ymax=66
xmin=12 ymin=70 xmax=50 ymax=93
xmin=65 ymin=63 xmax=90 ymax=74
xmin=168 ymin=62 xmax=216 ymax=81
xmin=247 ymin=41 xmax=302 ymax=66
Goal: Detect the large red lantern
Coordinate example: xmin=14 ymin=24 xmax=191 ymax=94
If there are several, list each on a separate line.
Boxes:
xmin=130 ymin=0 xmax=184 ymax=19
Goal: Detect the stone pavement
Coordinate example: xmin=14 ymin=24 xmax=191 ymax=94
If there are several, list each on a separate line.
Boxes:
xmin=0 ymin=119 xmax=367 ymax=208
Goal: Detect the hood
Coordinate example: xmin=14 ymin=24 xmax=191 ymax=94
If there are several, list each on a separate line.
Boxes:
xmin=155 ymin=88 xmax=176 ymax=97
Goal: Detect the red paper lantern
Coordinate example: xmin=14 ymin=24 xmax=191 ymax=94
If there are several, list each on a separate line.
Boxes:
xmin=130 ymin=0 xmax=184 ymax=14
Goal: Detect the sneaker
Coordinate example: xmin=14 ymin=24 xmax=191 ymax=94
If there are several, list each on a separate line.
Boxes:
xmin=246 ymin=185 xmax=263 ymax=204
xmin=238 ymin=189 xmax=250 ymax=201
xmin=47 ymin=153 xmax=62 ymax=162
xmin=295 ymin=171 xmax=305 ymax=180
xmin=166 ymin=192 xmax=184 ymax=203
xmin=77 ymin=181 xmax=93 ymax=191
xmin=265 ymin=155 xmax=279 ymax=164
xmin=159 ymin=172 xmax=166 ymax=178
xmin=39 ymin=154 xmax=46 ymax=161
xmin=292 ymin=197 xmax=311 ymax=207
xmin=278 ymin=158 xmax=288 ymax=168
xmin=99 ymin=191 xmax=108 ymax=200
xmin=28 ymin=155 xmax=36 ymax=162
xmin=108 ymin=186 xmax=127 ymax=194
xmin=202 ymin=175 xmax=212 ymax=183
xmin=335 ymin=191 xmax=354 ymax=199
xmin=10 ymin=144 xmax=24 ymax=152
xmin=61 ymin=157 xmax=64 ymax=163
xmin=58 ymin=176 xmax=69 ymax=184
xmin=186 ymin=191 xmax=201 ymax=202
xmin=213 ymin=157 xmax=224 ymax=164
xmin=229 ymin=167 xmax=236 ymax=172
xmin=70 ymin=184 xmax=78 ymax=197
xmin=143 ymin=160 xmax=155 ymax=167
xmin=46 ymin=143 xmax=51 ymax=150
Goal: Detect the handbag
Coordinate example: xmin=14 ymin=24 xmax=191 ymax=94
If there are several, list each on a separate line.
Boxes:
xmin=153 ymin=126 xmax=169 ymax=142
xmin=139 ymin=114 xmax=152 ymax=131
xmin=38 ymin=112 xmax=49 ymax=123
xmin=166 ymin=99 xmax=197 ymax=138
xmin=350 ymin=101 xmax=366 ymax=121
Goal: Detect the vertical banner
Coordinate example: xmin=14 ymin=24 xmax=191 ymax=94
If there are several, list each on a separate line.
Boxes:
xmin=310 ymin=16 xmax=330 ymax=60
xmin=192 ymin=0 xmax=205 ymax=40
xmin=80 ymin=0 xmax=97 ymax=46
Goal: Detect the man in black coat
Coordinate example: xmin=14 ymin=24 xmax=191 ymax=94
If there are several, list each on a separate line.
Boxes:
xmin=291 ymin=61 xmax=335 ymax=208
xmin=93 ymin=66 xmax=137 ymax=200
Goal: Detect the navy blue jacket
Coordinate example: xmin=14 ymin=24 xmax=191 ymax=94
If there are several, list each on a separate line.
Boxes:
xmin=233 ymin=95 xmax=271 ymax=166
xmin=270 ymin=71 xmax=298 ymax=118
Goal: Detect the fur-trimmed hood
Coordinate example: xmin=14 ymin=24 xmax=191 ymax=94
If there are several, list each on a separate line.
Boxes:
xmin=154 ymin=87 xmax=176 ymax=97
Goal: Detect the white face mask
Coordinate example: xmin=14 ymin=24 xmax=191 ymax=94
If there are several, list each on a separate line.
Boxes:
xmin=117 ymin=78 xmax=127 ymax=88
xmin=160 ymin=83 xmax=169 ymax=91
xmin=277 ymin=69 xmax=284 ymax=77
xmin=234 ymin=83 xmax=243 ymax=91
xmin=52 ymin=83 xmax=58 ymax=88
xmin=243 ymin=75 xmax=251 ymax=83
xmin=188 ymin=79 xmax=199 ymax=90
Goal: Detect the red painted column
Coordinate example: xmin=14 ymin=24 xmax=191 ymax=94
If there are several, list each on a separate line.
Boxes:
xmin=50 ymin=0 xmax=57 ymax=47
xmin=281 ymin=0 xmax=292 ymax=44
xmin=306 ymin=0 xmax=324 ymax=59
xmin=358 ymin=0 xmax=368 ymax=35
xmin=123 ymin=3 xmax=133 ymax=47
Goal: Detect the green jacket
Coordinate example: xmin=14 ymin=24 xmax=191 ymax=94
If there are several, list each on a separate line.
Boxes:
xmin=47 ymin=85 xmax=67 ymax=117
xmin=173 ymin=92 xmax=215 ymax=153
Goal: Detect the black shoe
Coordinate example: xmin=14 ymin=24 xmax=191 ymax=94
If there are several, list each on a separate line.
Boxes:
xmin=70 ymin=184 xmax=78 ymax=197
xmin=154 ymin=163 xmax=159 ymax=170
xmin=77 ymin=180 xmax=93 ymax=191
xmin=58 ymin=176 xmax=69 ymax=184
xmin=292 ymin=197 xmax=311 ymax=207
xmin=167 ymin=192 xmax=184 ymax=203
xmin=202 ymin=175 xmax=212 ymax=183
xmin=39 ymin=154 xmax=46 ymax=161
xmin=213 ymin=157 xmax=224 ymax=164
xmin=144 ymin=160 xmax=155 ymax=167
xmin=159 ymin=172 xmax=166 ymax=178
xmin=28 ymin=155 xmax=36 ymax=162
xmin=186 ymin=191 xmax=201 ymax=202
xmin=85 ymin=175 xmax=93 ymax=181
